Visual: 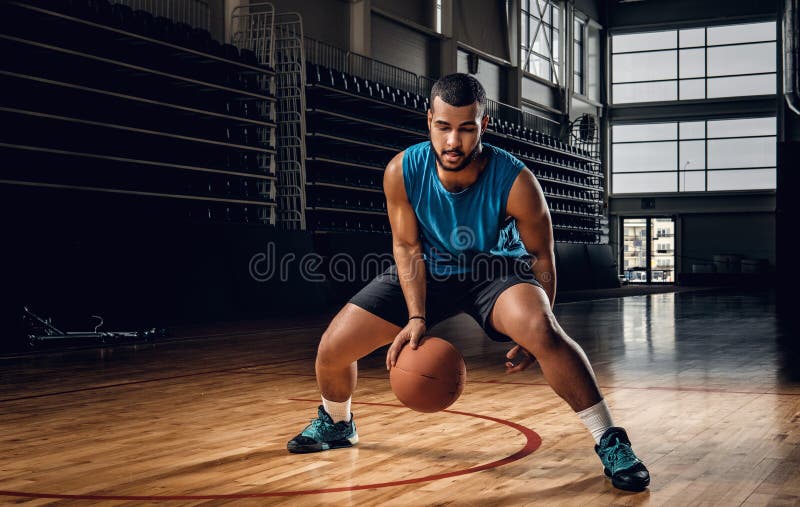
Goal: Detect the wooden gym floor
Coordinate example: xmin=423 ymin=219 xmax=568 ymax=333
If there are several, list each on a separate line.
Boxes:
xmin=0 ymin=288 xmax=798 ymax=506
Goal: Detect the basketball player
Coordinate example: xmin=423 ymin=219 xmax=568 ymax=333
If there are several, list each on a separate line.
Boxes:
xmin=288 ymin=73 xmax=650 ymax=492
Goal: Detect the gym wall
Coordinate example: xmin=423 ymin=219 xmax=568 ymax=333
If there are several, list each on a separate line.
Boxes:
xmin=371 ymin=13 xmax=432 ymax=78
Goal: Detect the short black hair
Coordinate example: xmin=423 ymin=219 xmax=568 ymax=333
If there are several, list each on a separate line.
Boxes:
xmin=430 ymin=73 xmax=487 ymax=117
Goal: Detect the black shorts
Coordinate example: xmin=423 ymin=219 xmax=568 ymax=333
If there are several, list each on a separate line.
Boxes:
xmin=349 ymin=256 xmax=543 ymax=342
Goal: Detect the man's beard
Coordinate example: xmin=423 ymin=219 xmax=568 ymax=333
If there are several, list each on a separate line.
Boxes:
xmin=433 ymin=141 xmax=482 ymax=172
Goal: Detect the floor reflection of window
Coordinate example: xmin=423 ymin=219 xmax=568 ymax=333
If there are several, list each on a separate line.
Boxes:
xmin=622 ymin=294 xmax=676 ymax=358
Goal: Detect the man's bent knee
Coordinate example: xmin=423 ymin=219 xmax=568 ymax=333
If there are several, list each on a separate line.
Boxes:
xmin=317 ymin=319 xmax=388 ymax=370
xmin=315 ymin=329 xmax=355 ymax=370
xmin=513 ymin=312 xmax=564 ymax=356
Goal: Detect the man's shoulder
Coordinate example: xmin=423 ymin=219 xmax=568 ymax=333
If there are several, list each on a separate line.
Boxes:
xmin=402 ymin=141 xmax=432 ymax=173
xmin=405 ymin=141 xmax=432 ymax=158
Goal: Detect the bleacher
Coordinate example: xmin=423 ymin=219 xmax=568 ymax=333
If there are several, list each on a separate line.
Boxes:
xmin=0 ymin=0 xmax=278 ymax=225
xmin=302 ymin=48 xmax=604 ymax=245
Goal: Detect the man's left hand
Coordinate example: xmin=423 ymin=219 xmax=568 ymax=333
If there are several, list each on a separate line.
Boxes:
xmin=505 ymin=344 xmax=536 ymax=374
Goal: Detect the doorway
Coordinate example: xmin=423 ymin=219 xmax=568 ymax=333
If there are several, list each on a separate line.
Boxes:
xmin=621 ymin=217 xmax=675 ymax=284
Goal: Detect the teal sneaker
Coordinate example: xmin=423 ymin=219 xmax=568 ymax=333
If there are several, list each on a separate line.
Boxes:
xmin=287 ymin=405 xmax=359 ymax=453
xmin=595 ymin=427 xmax=650 ymax=492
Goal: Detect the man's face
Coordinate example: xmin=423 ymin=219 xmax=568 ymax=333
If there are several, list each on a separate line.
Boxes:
xmin=427 ymin=96 xmax=489 ymax=172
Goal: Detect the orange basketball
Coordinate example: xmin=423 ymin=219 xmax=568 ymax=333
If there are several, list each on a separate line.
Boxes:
xmin=389 ymin=336 xmax=466 ymax=413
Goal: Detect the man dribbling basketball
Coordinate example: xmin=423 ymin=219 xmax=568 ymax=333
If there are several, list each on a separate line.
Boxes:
xmin=287 ymin=73 xmax=650 ymax=492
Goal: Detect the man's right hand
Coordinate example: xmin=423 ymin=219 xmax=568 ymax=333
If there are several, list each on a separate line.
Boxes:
xmin=386 ymin=319 xmax=427 ymax=370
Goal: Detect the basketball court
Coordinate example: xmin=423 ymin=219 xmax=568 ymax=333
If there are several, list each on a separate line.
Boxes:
xmin=1 ymin=288 xmax=798 ymax=505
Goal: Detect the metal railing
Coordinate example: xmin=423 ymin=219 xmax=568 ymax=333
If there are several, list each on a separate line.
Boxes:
xmin=110 ymin=0 xmax=211 ymax=31
xmin=486 ymin=99 xmax=560 ymax=137
xmin=417 ymin=75 xmax=437 ymax=98
xmin=304 ymin=36 xmax=561 ymax=138
xmin=272 ymin=12 xmax=307 ymax=230
xmin=304 ymin=37 xmax=349 ymax=73
xmin=522 ymin=110 xmax=560 ymax=137
xmin=305 ymin=37 xmax=424 ymax=96
xmin=230 ymin=2 xmax=301 ymax=228
xmin=230 ymin=2 xmax=275 ymax=69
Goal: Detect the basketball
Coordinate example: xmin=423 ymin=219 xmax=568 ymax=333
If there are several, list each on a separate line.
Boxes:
xmin=389 ymin=336 xmax=466 ymax=413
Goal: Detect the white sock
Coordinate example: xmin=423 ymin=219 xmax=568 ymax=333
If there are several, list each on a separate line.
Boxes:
xmin=322 ymin=396 xmax=352 ymax=423
xmin=577 ymin=399 xmax=615 ymax=444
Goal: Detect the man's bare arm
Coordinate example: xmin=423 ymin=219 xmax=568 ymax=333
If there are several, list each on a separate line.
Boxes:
xmin=506 ymin=168 xmax=556 ymax=308
xmin=384 ymin=151 xmax=427 ymax=369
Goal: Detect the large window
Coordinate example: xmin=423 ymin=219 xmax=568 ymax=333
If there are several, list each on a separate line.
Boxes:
xmin=612 ymin=117 xmax=776 ymax=193
xmin=611 ymin=21 xmax=776 ymax=104
xmin=574 ymin=18 xmax=585 ymax=95
xmin=521 ymin=0 xmax=560 ymax=84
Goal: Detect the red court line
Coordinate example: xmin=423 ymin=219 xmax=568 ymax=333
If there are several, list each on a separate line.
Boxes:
xmin=0 ymin=399 xmax=541 ymax=500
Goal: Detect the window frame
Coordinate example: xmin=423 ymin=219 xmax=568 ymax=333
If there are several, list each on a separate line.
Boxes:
xmin=610 ymin=116 xmax=777 ymax=195
xmin=609 ymin=19 xmax=777 ymax=105
xmin=521 ymin=0 xmax=562 ymax=85
xmin=573 ymin=16 xmax=586 ymax=95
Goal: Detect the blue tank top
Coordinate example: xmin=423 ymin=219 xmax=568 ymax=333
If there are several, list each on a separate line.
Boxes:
xmin=402 ymin=141 xmax=529 ymax=276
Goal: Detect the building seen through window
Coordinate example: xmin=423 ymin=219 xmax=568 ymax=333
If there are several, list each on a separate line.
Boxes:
xmin=622 ymin=218 xmax=675 ymax=283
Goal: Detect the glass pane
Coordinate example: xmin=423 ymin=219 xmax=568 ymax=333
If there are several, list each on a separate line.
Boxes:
xmin=707 ymin=74 xmax=776 ymax=97
xmin=613 ymin=122 xmax=677 ymax=142
xmin=552 ymin=3 xmax=559 ymax=26
xmin=553 ymin=29 xmax=560 ymax=62
xmin=613 ymin=51 xmax=677 ymax=82
xmin=586 ymin=28 xmax=600 ymax=101
xmin=535 ymin=0 xmax=550 ymax=19
xmin=679 ymin=140 xmax=706 ymax=170
xmin=521 ymin=45 xmax=529 ymax=71
xmin=707 ymin=137 xmax=776 ymax=168
xmin=522 ymin=16 xmax=529 ymax=46
xmin=613 ymin=31 xmax=677 ymax=53
xmin=530 ymin=56 xmax=550 ymax=80
xmin=574 ymin=74 xmax=583 ymax=94
xmin=679 ymin=48 xmax=705 ymax=78
xmin=533 ymin=29 xmax=549 ymax=54
xmin=707 ymin=117 xmax=776 ymax=137
xmin=707 ymin=42 xmax=776 ymax=76
xmin=574 ymin=19 xmax=584 ymax=42
xmin=680 ymin=121 xmax=706 ymax=139
xmin=680 ymin=170 xmax=706 ymax=191
xmin=679 ymin=78 xmax=706 ymax=100
xmin=622 ymin=218 xmax=648 ymax=283
xmin=650 ymin=218 xmax=675 ymax=282
xmin=573 ymin=44 xmax=582 ymax=71
xmin=679 ymin=28 xmax=705 ymax=47
xmin=613 ymin=142 xmax=678 ymax=172
xmin=707 ymin=21 xmax=776 ymax=46
xmin=707 ymin=168 xmax=776 ymax=190
xmin=613 ymin=81 xmax=677 ymax=103
xmin=613 ymin=172 xmax=678 ymax=193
